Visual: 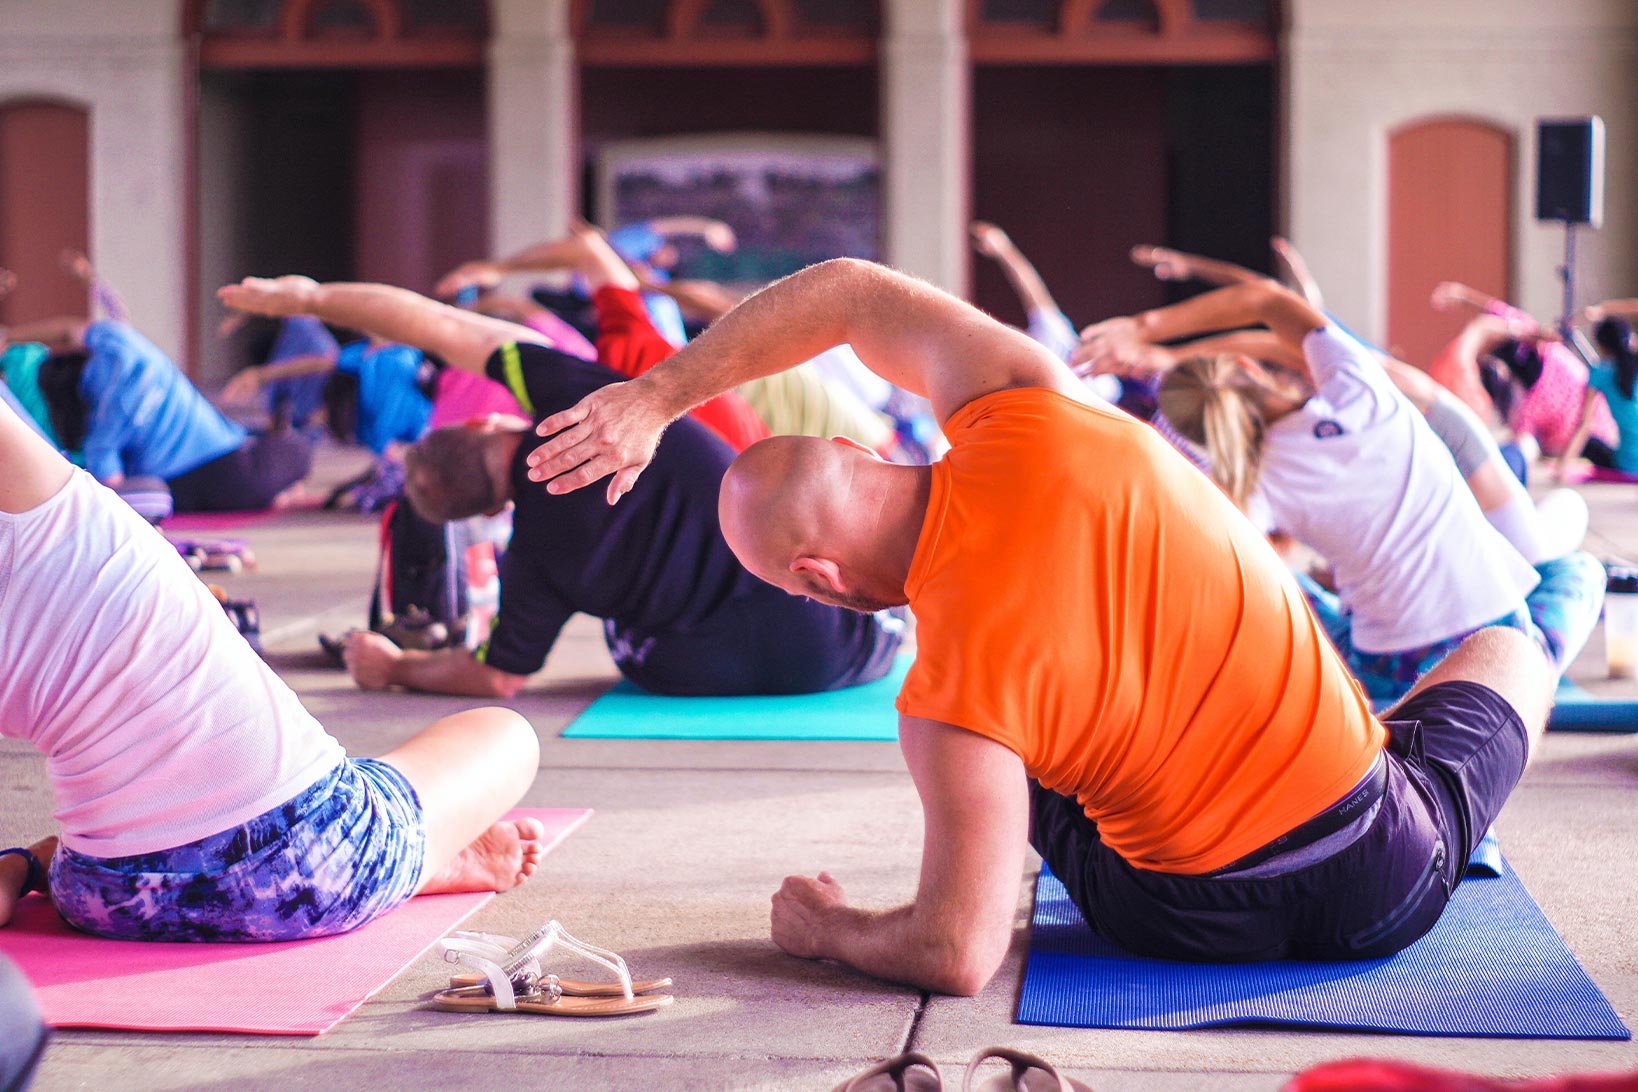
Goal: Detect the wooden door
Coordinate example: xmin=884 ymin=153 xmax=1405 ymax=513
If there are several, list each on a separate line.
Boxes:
xmin=0 ymin=101 xmax=89 ymax=325
xmin=1387 ymin=118 xmax=1512 ymax=366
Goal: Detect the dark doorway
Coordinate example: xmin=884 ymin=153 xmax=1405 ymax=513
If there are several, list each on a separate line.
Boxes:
xmin=971 ymin=64 xmax=1274 ymax=331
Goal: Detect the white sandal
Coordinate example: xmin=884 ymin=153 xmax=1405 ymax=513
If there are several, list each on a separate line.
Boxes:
xmin=433 ymin=920 xmax=673 ymax=1018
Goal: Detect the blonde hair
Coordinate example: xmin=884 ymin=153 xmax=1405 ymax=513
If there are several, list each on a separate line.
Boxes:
xmin=1155 ymin=355 xmax=1272 ymax=511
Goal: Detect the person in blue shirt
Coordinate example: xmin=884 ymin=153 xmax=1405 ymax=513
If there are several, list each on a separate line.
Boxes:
xmin=1558 ymin=314 xmax=1638 ymax=479
xmin=1 ymin=318 xmax=311 ymax=512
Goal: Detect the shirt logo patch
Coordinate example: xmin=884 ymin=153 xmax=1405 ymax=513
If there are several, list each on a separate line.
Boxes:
xmin=1313 ymin=419 xmax=1345 ymax=439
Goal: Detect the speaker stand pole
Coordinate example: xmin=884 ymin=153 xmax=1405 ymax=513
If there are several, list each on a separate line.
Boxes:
xmin=1557 ymin=218 xmax=1577 ymax=334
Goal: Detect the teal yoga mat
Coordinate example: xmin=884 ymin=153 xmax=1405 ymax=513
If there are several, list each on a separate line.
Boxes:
xmin=561 ymin=658 xmax=910 ymax=741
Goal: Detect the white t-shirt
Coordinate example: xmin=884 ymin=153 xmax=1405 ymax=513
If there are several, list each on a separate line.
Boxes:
xmin=1257 ymin=328 xmax=1539 ymax=653
xmin=0 ymin=471 xmax=343 ymax=856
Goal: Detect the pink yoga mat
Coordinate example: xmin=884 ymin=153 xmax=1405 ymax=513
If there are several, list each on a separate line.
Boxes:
xmin=162 ymin=510 xmax=275 ymax=533
xmin=0 ymin=807 xmax=590 ymax=1036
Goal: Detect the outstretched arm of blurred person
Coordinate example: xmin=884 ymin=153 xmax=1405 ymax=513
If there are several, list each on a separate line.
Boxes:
xmin=61 ymin=249 xmax=128 ymax=325
xmin=435 ymin=223 xmax=645 ymax=300
xmin=218 ymin=276 xmax=548 ymax=378
xmin=1269 ymin=237 xmax=1325 ymax=310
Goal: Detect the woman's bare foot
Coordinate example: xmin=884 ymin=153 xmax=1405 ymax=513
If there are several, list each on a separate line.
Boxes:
xmin=419 ymin=818 xmax=546 ymax=895
xmin=0 ymin=836 xmax=56 ymax=928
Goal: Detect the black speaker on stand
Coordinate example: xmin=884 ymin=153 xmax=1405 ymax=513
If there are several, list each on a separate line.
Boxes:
xmin=1536 ymin=116 xmax=1604 ymax=340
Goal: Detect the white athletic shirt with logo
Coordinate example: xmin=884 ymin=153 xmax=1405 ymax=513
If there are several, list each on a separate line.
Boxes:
xmin=1254 ymin=327 xmax=1539 ymax=654
xmin=0 ymin=470 xmax=343 ymax=857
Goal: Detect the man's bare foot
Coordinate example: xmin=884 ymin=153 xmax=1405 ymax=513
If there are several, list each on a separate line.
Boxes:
xmin=0 ymin=836 xmax=56 ymax=928
xmin=420 ymin=818 xmax=545 ymax=895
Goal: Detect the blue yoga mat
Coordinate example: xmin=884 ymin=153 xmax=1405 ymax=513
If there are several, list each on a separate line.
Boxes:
xmin=561 ymin=658 xmax=909 ymax=741
xmin=1376 ymin=681 xmax=1638 ymax=734
xmin=1017 ymin=860 xmax=1628 ymax=1039
xmin=1549 ymin=694 xmax=1638 ymax=733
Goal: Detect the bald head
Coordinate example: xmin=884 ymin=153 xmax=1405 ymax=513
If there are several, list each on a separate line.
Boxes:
xmin=719 ymin=435 xmax=928 ymax=614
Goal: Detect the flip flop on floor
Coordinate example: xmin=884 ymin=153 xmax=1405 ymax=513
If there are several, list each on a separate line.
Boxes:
xmin=442 ymin=930 xmax=672 ymax=995
xmin=832 ymin=1051 xmax=945 ymax=1091
xmin=962 ymin=1047 xmax=1091 ymax=1092
xmin=432 ymin=920 xmax=673 ymax=1018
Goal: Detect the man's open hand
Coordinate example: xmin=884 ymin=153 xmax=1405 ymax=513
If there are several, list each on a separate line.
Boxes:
xmin=770 ymin=872 xmax=848 ymax=960
xmin=218 ymin=276 xmax=319 ymax=319
xmin=525 ymin=378 xmax=674 ymax=504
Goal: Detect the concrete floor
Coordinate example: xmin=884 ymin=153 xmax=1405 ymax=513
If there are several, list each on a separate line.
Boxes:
xmin=7 ymin=450 xmax=1638 ymax=1091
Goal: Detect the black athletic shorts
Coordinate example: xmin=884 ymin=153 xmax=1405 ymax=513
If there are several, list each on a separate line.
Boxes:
xmin=1030 ymin=680 xmax=1529 ymax=962
xmin=167 ymin=431 xmax=313 ymax=513
xmin=603 ymin=582 xmax=907 ymax=697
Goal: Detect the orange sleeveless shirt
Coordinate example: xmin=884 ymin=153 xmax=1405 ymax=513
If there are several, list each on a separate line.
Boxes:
xmin=895 ymin=388 xmax=1384 ymax=875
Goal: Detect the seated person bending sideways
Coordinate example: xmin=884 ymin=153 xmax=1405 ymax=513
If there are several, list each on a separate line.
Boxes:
xmin=0 ymin=391 xmax=547 ymax=941
xmin=219 ymin=275 xmax=904 ymax=700
xmin=0 ymin=317 xmax=310 ymax=512
xmin=522 ymin=257 xmax=1556 ymax=993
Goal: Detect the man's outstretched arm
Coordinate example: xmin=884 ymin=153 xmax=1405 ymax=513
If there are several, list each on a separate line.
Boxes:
xmin=770 ymin=717 xmax=1029 ymax=996
xmin=343 ymin=631 xmax=527 ymax=699
xmin=218 ymin=276 xmax=546 ymax=377
xmin=526 ymin=258 xmax=1083 ymax=502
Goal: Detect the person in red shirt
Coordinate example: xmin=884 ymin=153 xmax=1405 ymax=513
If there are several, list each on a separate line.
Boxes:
xmin=524 ymin=258 xmax=1555 ymax=995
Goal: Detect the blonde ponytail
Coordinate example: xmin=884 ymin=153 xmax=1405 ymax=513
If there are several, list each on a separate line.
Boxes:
xmin=1155 ymin=356 xmax=1270 ymax=511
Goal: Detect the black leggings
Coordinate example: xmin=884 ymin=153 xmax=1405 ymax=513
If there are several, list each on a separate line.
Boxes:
xmin=167 ymin=432 xmax=313 ymax=513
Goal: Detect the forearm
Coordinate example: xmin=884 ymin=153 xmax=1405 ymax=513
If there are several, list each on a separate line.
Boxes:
xmin=811 ymin=901 xmax=999 ymax=996
xmin=305 ymin=283 xmax=532 ymax=376
xmin=641 ymin=275 xmax=740 ymax=322
xmin=256 ymin=354 xmax=338 ymax=383
xmin=2 ymin=316 xmax=88 ymax=352
xmin=1133 ymin=282 xmax=1320 ymax=358
xmin=388 ymin=646 xmax=524 ymax=698
xmin=989 ymin=242 xmax=1059 ymax=318
xmin=638 ymin=258 xmax=942 ymax=421
xmin=499 ymin=236 xmax=640 ymax=293
xmin=1164 ymin=250 xmax=1265 ymax=288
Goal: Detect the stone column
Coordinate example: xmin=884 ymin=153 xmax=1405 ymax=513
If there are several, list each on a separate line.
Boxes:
xmin=881 ymin=0 xmax=970 ymax=296
xmin=487 ymin=0 xmax=578 ymax=253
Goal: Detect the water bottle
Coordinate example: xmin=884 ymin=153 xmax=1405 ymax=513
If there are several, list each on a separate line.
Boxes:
xmin=1605 ymin=567 xmax=1638 ymax=679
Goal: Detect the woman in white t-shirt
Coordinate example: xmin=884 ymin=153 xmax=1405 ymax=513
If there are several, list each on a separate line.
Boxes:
xmin=1075 ymin=280 xmax=1605 ymax=703
xmin=0 ymin=392 xmax=547 ymax=942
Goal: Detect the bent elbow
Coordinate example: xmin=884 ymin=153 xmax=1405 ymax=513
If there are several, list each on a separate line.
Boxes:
xmin=922 ymin=936 xmax=1004 ymax=997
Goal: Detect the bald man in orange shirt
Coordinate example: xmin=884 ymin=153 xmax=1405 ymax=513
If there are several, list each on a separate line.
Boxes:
xmin=524 ymin=258 xmax=1554 ymax=996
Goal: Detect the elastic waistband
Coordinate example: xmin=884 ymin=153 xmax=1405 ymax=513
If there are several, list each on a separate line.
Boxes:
xmin=1214 ymin=752 xmax=1388 ymax=875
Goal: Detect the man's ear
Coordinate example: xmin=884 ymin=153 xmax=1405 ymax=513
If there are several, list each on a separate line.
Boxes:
xmin=829 ymin=435 xmax=884 ymax=460
xmin=791 ymin=555 xmax=847 ymax=594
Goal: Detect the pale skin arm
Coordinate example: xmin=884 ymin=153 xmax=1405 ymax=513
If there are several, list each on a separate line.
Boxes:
xmin=1 ymin=316 xmax=88 ymax=355
xmin=1430 ymin=280 xmax=1500 ymax=316
xmin=0 ymin=378 xmax=75 ymax=514
xmin=524 ymin=257 xmax=1084 ymax=503
xmin=770 ymin=717 xmax=1030 ymax=995
xmin=1269 ymin=236 xmax=1325 ymax=310
xmin=1585 ymin=300 xmax=1638 ymax=324
xmin=637 ymin=216 xmax=737 ymax=253
xmin=436 ymin=225 xmax=643 ymax=300
xmin=219 ymin=352 xmax=338 ymax=405
xmin=217 ymin=276 xmax=547 ymax=377
xmin=634 ymin=268 xmax=742 ymax=322
xmin=1074 ymin=281 xmax=1327 ymax=382
xmin=971 ymin=221 xmax=1063 ymax=319
xmin=342 ymin=631 xmax=526 ymax=699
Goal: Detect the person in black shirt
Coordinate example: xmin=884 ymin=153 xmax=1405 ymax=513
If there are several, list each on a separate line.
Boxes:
xmin=218 ymin=275 xmax=905 ymax=698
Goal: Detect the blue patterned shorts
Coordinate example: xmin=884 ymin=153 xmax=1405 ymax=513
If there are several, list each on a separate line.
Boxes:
xmin=49 ymin=759 xmax=427 ymax=943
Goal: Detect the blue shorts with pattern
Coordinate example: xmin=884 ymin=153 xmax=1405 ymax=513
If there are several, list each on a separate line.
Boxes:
xmin=49 ymin=758 xmax=427 ymax=943
xmin=1299 ymin=551 xmax=1606 ymax=704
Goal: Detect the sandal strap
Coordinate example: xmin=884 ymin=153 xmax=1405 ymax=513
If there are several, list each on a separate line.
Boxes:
xmin=503 ymin=920 xmax=636 ymax=1001
xmin=439 ymin=942 xmax=520 ymax=1009
xmin=962 ymin=1047 xmax=1070 ymax=1092
xmin=0 ymin=848 xmax=42 ymax=897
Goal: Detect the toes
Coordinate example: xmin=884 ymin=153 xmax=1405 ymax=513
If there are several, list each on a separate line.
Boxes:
xmin=514 ymin=817 xmax=547 ymax=842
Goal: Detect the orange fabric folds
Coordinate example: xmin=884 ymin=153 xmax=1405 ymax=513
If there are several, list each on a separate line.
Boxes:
xmin=896 ymin=388 xmax=1384 ymax=875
